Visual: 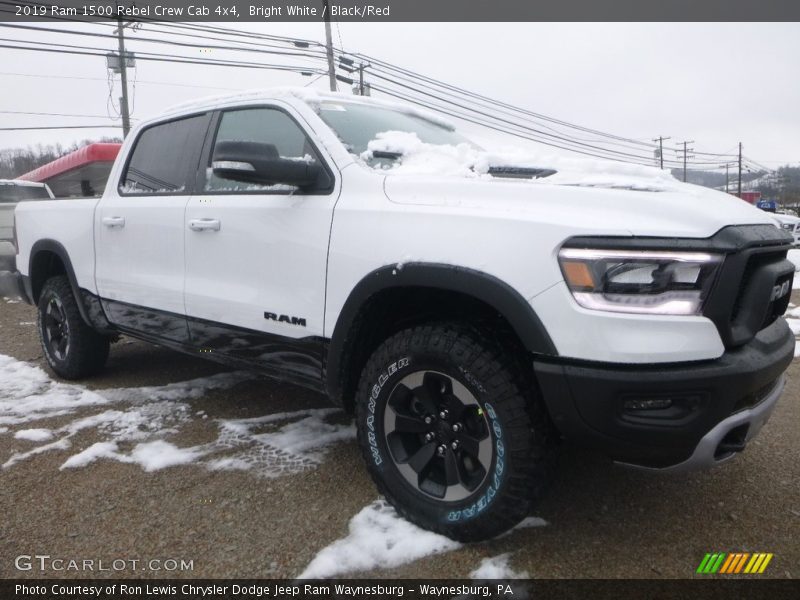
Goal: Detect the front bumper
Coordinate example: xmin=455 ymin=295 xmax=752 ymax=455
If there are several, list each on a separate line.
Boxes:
xmin=534 ymin=317 xmax=794 ymax=469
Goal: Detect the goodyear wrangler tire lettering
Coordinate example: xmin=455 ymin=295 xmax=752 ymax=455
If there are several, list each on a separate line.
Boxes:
xmin=365 ymin=357 xmax=412 ymax=467
xmin=354 ymin=323 xmax=555 ymax=542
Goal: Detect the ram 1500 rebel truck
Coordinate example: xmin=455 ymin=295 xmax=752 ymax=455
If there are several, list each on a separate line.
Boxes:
xmin=3 ymin=89 xmax=795 ymax=541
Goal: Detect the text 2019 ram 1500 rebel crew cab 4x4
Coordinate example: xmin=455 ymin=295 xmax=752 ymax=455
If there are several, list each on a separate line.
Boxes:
xmin=3 ymin=89 xmax=794 ymax=541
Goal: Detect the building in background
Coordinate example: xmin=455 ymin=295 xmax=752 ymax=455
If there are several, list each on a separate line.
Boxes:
xmin=18 ymin=143 xmax=121 ymax=198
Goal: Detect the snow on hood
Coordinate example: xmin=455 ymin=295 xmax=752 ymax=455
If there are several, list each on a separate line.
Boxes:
xmin=363 ymin=131 xmax=681 ymax=192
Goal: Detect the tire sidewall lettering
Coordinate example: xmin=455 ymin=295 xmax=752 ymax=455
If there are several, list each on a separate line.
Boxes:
xmin=366 ymin=357 xmax=411 ymax=468
xmin=446 ymin=401 xmax=505 ymax=523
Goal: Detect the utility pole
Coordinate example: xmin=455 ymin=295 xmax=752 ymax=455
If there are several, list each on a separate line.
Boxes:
xmin=737 ymin=142 xmax=743 ymax=198
xmin=357 ymin=62 xmax=367 ymax=96
xmin=115 ymin=17 xmax=131 ymax=138
xmin=720 ymin=163 xmax=731 ymax=194
xmin=323 ymin=1 xmax=337 ymax=92
xmin=678 ymin=140 xmax=694 ymax=183
xmin=652 ymin=136 xmax=670 ymax=169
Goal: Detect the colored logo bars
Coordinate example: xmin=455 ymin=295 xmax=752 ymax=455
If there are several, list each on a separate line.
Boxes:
xmin=697 ymin=552 xmax=773 ymax=574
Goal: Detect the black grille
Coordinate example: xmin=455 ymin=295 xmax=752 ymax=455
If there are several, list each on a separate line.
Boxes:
xmin=701 ymin=229 xmax=794 ymax=348
xmin=730 ymin=251 xmax=791 ymax=323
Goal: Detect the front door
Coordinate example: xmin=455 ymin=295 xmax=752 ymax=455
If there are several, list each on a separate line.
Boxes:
xmin=183 ymin=105 xmax=339 ymax=385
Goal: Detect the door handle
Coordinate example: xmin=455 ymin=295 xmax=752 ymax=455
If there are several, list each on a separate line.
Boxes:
xmin=101 ymin=216 xmax=126 ymax=228
xmin=189 ymin=218 xmax=221 ymax=232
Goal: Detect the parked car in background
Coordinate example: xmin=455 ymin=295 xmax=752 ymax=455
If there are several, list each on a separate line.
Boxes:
xmin=0 ymin=180 xmax=53 ymax=271
xmin=771 ymin=213 xmax=800 ymax=247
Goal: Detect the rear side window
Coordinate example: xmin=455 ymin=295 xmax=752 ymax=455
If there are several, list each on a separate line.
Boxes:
xmin=204 ymin=107 xmax=331 ymax=193
xmin=0 ymin=185 xmax=51 ymax=202
xmin=120 ymin=114 xmax=209 ymax=195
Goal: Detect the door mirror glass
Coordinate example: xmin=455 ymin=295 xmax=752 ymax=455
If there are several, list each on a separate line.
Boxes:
xmin=205 ymin=108 xmax=331 ymax=193
xmin=211 ymin=141 xmax=322 ymax=189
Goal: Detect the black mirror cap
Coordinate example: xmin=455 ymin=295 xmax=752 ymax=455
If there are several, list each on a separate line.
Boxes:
xmin=211 ymin=140 xmax=323 ymax=189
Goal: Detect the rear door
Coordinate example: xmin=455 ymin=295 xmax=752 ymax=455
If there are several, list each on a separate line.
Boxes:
xmin=95 ymin=113 xmax=211 ymax=343
xmin=183 ymin=105 xmax=339 ymax=385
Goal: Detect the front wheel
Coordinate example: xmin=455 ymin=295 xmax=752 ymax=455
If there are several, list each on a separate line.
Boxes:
xmin=37 ymin=276 xmax=110 ymax=379
xmin=355 ymin=323 xmax=555 ymax=542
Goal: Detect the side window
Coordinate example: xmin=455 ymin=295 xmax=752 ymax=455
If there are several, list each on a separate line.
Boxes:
xmin=120 ymin=114 xmax=208 ymax=195
xmin=205 ymin=108 xmax=329 ymax=193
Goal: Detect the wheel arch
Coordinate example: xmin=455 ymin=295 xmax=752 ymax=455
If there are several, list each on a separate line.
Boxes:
xmin=28 ymin=239 xmax=111 ymax=332
xmin=325 ymin=263 xmax=557 ymax=409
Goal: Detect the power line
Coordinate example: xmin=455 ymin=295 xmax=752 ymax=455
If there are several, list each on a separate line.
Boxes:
xmin=0 ymin=7 xmax=775 ymax=172
xmin=0 ymin=109 xmax=129 ymax=119
xmin=0 ymin=70 xmax=248 ymax=91
xmin=0 ymin=39 xmax=328 ymax=75
xmin=0 ymin=125 xmax=119 ymax=130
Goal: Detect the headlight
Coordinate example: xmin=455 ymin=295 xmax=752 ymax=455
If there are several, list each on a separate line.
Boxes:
xmin=780 ymin=223 xmax=794 ymax=231
xmin=558 ymin=248 xmax=722 ymax=315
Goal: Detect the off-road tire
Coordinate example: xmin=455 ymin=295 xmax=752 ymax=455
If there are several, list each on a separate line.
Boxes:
xmin=37 ymin=276 xmax=110 ymax=379
xmin=355 ymin=322 xmax=555 ymax=542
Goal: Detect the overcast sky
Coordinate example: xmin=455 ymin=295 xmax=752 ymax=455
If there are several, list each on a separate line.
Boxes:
xmin=2 ymin=22 xmax=798 ymax=170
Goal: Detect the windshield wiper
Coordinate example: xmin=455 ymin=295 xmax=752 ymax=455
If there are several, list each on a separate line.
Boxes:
xmin=371 ymin=150 xmax=403 ymax=160
xmin=488 ymin=166 xmax=557 ymax=179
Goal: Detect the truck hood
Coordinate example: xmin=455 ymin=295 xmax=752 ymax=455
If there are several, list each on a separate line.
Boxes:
xmin=382 ymin=174 xmax=775 ymax=239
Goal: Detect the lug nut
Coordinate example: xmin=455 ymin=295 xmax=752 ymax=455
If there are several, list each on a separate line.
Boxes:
xmin=451 ymin=440 xmax=460 ymax=451
xmin=424 ymin=415 xmax=434 ymax=425
xmin=425 ymin=432 xmax=435 ymax=442
xmin=439 ymin=409 xmax=449 ymax=420
xmin=436 ymin=444 xmax=447 ymax=457
xmin=451 ymin=423 xmax=462 ymax=433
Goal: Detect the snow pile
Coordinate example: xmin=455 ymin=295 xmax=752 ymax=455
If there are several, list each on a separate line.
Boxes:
xmin=0 ymin=354 xmax=355 ymax=475
xmin=470 ymin=553 xmax=529 ymax=579
xmin=0 ymin=355 xmax=111 ymax=427
xmin=14 ymin=428 xmax=54 ymax=442
xmin=362 ymin=131 xmax=682 ymax=191
xmin=298 ymin=499 xmax=461 ymax=578
xmin=205 ymin=408 xmax=355 ymax=477
xmin=62 ymin=440 xmax=208 ymax=472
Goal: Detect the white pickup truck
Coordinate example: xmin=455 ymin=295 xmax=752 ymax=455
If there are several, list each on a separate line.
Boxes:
xmin=3 ymin=89 xmax=795 ymax=541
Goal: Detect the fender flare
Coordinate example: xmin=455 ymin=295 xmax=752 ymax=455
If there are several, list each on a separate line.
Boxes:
xmin=325 ymin=263 xmax=557 ymax=399
xmin=28 ymin=239 xmax=112 ymax=332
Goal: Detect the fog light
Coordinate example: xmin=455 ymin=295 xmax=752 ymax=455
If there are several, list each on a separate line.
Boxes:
xmin=623 ymin=398 xmax=673 ymax=411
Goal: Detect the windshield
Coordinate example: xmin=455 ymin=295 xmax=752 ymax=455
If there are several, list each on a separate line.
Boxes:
xmin=0 ymin=184 xmax=50 ymax=202
xmin=315 ymin=101 xmax=475 ymax=157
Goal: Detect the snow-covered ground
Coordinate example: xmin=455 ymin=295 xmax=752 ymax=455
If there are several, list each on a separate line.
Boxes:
xmin=299 ymin=500 xmax=548 ymax=579
xmin=298 ymin=500 xmax=462 ymax=578
xmin=470 ymin=553 xmax=529 ymax=579
xmin=0 ymin=351 xmax=550 ymax=578
xmin=0 ymin=354 xmax=354 ymax=475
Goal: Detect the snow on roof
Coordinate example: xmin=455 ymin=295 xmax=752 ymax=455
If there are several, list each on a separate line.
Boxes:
xmin=160 ymin=86 xmax=454 ymax=129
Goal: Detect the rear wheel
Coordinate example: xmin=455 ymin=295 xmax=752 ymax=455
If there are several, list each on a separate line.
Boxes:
xmin=355 ymin=322 xmax=555 ymax=541
xmin=37 ymin=276 xmax=110 ymax=379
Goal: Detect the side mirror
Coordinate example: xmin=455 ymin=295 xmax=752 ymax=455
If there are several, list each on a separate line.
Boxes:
xmin=211 ymin=141 xmax=322 ymax=189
